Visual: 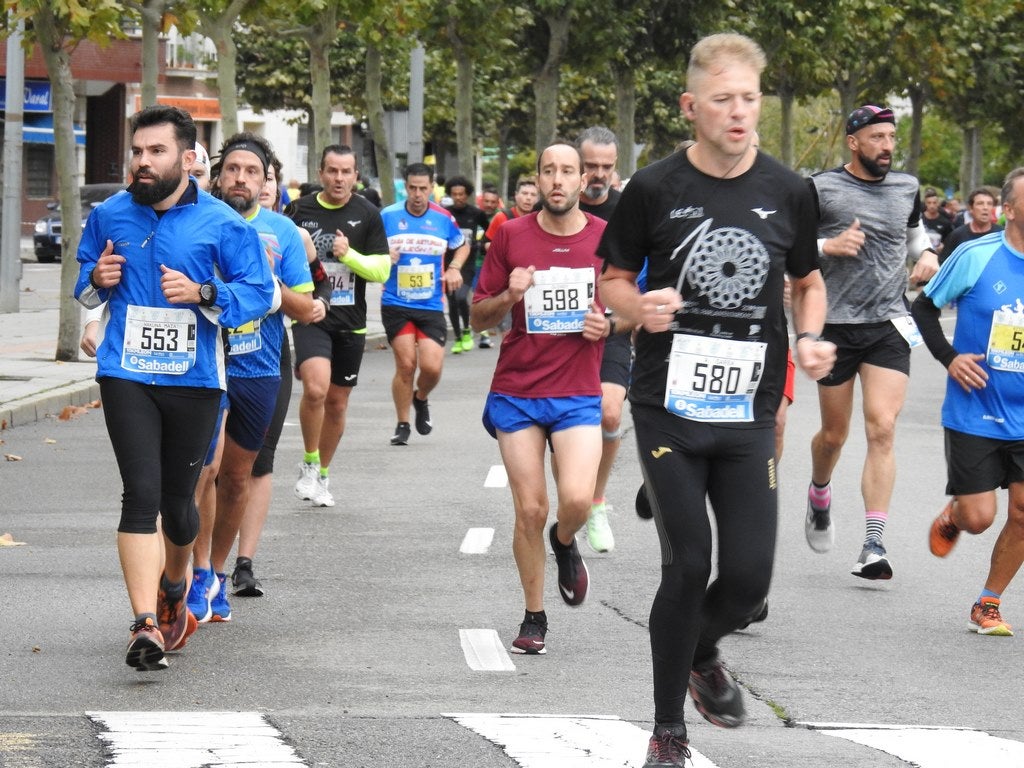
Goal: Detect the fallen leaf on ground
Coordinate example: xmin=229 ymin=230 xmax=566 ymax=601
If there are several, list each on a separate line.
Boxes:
xmin=0 ymin=533 xmax=26 ymax=546
xmin=87 ymin=399 xmax=102 ymax=409
xmin=44 ymin=438 xmax=57 ymax=444
xmin=4 ymin=453 xmax=22 ymax=462
xmin=58 ymin=405 xmax=88 ymax=421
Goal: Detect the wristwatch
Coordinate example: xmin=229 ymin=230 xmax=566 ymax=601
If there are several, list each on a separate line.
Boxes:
xmin=198 ymin=281 xmax=217 ymax=307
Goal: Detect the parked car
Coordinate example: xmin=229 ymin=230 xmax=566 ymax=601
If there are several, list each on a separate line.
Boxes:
xmin=33 ymin=183 xmax=124 ymax=263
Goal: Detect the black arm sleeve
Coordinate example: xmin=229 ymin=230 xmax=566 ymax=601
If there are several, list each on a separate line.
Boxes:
xmin=309 ymin=257 xmax=332 ymax=304
xmin=910 ymin=291 xmax=957 ymax=368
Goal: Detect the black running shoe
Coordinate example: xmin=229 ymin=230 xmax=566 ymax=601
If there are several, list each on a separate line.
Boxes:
xmin=412 ymin=393 xmax=432 ymax=435
xmin=390 ymin=421 xmax=411 ymax=446
xmin=231 ymin=557 xmax=264 ymax=597
xmin=549 ymin=523 xmax=589 ymax=606
xmin=738 ymin=598 xmax=769 ymax=630
xmin=636 ymin=483 xmax=653 ymax=519
xmin=688 ymin=658 xmax=746 ymax=728
xmin=644 ymin=726 xmax=691 ymax=767
xmin=510 ymin=617 xmax=548 ymax=655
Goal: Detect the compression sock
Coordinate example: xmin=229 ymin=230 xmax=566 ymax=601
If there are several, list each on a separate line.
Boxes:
xmin=808 ymin=480 xmax=831 ymax=509
xmin=865 ymin=510 xmax=888 ymax=545
xmin=524 ymin=610 xmax=547 ymax=627
xmin=159 ymin=574 xmax=187 ymax=602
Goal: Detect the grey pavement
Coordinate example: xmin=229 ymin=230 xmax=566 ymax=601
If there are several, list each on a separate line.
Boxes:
xmin=0 ymin=245 xmax=386 ymax=432
xmin=3 ymin=250 xmax=1024 ymax=765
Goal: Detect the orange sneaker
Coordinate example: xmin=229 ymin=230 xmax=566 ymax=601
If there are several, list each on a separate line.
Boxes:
xmin=929 ymin=500 xmax=959 ymax=557
xmin=125 ymin=618 xmax=168 ymax=671
xmin=158 ymin=586 xmax=198 ymax=651
xmin=969 ymin=598 xmax=1013 ymax=636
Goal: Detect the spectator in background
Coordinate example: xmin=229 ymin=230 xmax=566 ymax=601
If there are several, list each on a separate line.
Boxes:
xmin=941 ymin=187 xmax=1003 ymax=264
xmin=922 ymin=187 xmax=954 ymax=257
xmin=443 ymin=175 xmax=490 ymax=354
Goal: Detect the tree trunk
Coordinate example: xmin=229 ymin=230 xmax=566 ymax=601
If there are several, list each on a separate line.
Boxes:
xmin=453 ymin=44 xmax=475 ymax=178
xmin=833 ymin=74 xmax=859 ymax=168
xmin=305 ymin=4 xmax=337 ymax=176
xmin=613 ymin=66 xmax=636 ymax=177
xmin=212 ymin=26 xmax=239 ymax=136
xmin=306 ymin=108 xmax=318 ymax=180
xmin=34 ymin=9 xmax=81 ymax=361
xmin=778 ymin=86 xmax=794 ymax=168
xmin=197 ymin=0 xmax=251 ymax=138
xmin=366 ymin=43 xmax=394 ymax=206
xmin=906 ymin=84 xmax=924 ymax=178
xmin=307 ymin=40 xmax=333 ymax=173
xmin=498 ymin=123 xmax=510 ymax=199
xmin=532 ymin=9 xmax=572 ymax=154
xmin=959 ymin=125 xmax=982 ymax=196
xmin=139 ymin=0 xmax=163 ymax=107
xmin=970 ymin=125 xmax=983 ymax=192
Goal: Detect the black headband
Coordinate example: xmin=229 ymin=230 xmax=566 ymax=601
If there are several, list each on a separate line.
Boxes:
xmin=220 ymin=140 xmax=269 ymax=175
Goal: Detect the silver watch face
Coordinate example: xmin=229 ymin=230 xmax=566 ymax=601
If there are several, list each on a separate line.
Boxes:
xmin=201 ymin=283 xmax=213 ymax=303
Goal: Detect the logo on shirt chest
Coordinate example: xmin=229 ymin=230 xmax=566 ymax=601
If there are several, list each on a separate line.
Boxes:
xmin=670 ymin=206 xmax=703 ymax=220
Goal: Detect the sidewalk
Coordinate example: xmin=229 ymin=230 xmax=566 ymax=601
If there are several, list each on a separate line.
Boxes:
xmin=0 ymin=244 xmax=386 ymax=431
xmin=0 ymin=244 xmax=101 ymax=431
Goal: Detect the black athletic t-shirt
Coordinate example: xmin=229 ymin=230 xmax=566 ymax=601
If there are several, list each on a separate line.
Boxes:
xmin=940 ymin=222 xmax=1004 ymax=264
xmin=598 ymin=150 xmax=819 ymax=425
xmin=285 ymin=192 xmax=389 ymax=333
xmin=580 ymin=187 xmax=621 ymax=222
xmin=445 ymin=202 xmax=490 ymax=278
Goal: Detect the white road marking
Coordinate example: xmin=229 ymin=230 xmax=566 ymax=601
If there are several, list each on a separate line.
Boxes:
xmin=460 ymin=527 xmax=495 ymax=554
xmin=459 ymin=628 xmax=516 ymax=671
xmin=485 ymin=464 xmax=508 ymax=487
xmin=88 ymin=711 xmax=306 ymax=767
xmin=802 ymin=722 xmax=1024 ymax=767
xmin=445 ymin=713 xmax=720 ymax=767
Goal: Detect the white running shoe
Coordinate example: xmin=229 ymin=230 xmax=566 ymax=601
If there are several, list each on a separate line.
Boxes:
xmin=295 ymin=461 xmax=319 ymax=500
xmin=804 ymin=487 xmax=834 ymax=553
xmin=311 ymin=475 xmax=335 ymax=508
xmin=586 ymin=502 xmax=615 ymax=553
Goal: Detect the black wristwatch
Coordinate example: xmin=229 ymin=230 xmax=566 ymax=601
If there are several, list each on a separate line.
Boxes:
xmin=198 ymin=281 xmax=217 ymax=307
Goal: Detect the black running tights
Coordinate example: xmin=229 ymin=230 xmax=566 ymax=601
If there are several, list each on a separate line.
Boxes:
xmin=632 ymin=404 xmax=777 ymax=730
xmin=100 ymin=377 xmax=222 ymax=546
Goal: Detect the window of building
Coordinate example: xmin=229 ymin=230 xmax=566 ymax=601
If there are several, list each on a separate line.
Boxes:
xmin=26 ymin=145 xmax=54 ymax=199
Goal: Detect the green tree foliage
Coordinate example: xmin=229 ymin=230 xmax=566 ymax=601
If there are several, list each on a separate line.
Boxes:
xmin=226 ymin=0 xmax=1024 ymax=198
xmin=930 ymin=0 xmax=1024 ymax=193
xmin=713 ymin=0 xmax=833 ymax=168
xmin=2 ymin=0 xmax=130 ymax=361
xmin=419 ymin=0 xmax=522 ymax=178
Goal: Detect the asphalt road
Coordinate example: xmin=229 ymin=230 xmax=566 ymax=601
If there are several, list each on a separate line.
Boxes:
xmin=1 ymin=291 xmax=1022 ymax=767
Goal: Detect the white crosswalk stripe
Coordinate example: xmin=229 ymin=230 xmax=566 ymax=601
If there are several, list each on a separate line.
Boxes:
xmin=803 ymin=722 xmax=1024 ymax=767
xmin=460 ymin=526 xmax=495 ymax=553
xmin=445 ymin=713 xmax=720 ymax=767
xmin=459 ymin=628 xmax=517 ymax=671
xmin=88 ymin=711 xmax=306 ymax=767
xmin=485 ymin=464 xmax=508 ymax=487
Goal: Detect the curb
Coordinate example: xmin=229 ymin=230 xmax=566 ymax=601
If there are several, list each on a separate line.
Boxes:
xmin=1 ymin=379 xmax=101 ymax=432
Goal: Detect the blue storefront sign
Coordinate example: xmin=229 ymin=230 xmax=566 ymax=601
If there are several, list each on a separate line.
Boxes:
xmin=0 ymin=79 xmax=53 ymax=112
